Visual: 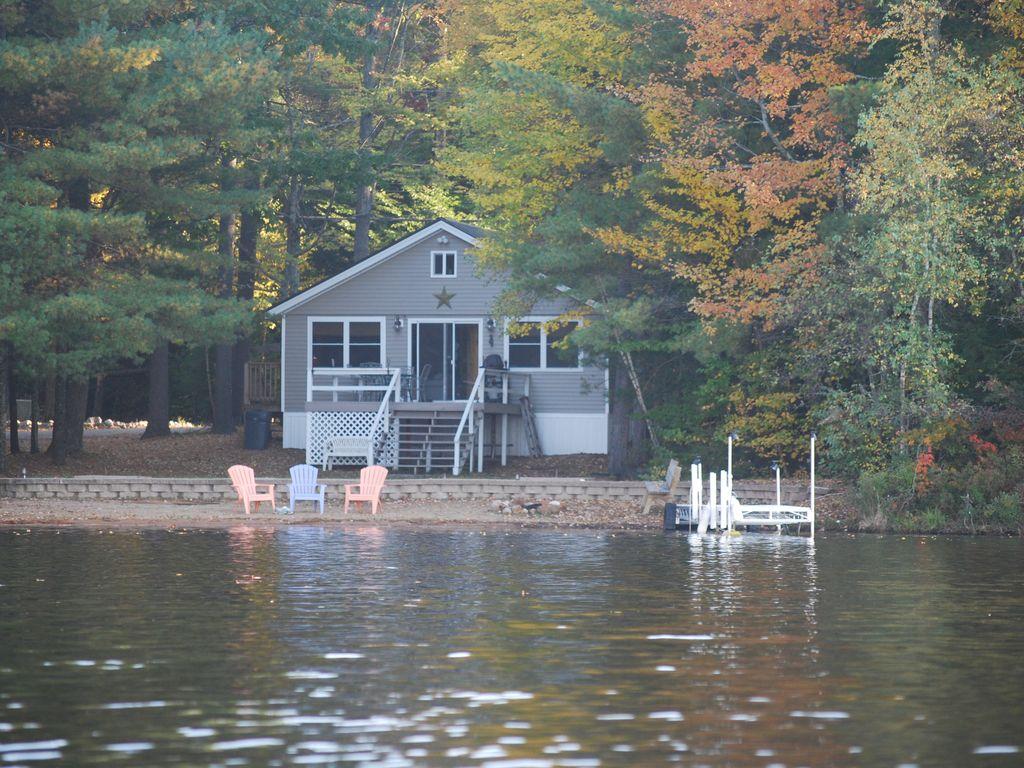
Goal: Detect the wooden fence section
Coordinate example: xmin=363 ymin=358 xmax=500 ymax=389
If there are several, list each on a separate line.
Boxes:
xmin=244 ymin=361 xmax=280 ymax=408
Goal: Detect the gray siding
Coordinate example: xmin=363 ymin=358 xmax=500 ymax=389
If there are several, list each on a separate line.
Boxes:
xmin=280 ymin=228 xmax=605 ymax=414
xmin=527 ymin=370 xmax=607 ymax=414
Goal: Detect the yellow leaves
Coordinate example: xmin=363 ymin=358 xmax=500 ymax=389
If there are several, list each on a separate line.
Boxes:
xmin=74 ymin=34 xmax=161 ymax=74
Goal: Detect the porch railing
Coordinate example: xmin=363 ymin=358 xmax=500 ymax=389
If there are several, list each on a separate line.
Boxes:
xmin=308 ymin=368 xmax=396 ymax=404
xmin=244 ymin=361 xmax=281 ymax=407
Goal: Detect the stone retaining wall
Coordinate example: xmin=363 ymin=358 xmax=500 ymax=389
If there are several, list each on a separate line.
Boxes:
xmin=0 ymin=476 xmax=811 ymax=504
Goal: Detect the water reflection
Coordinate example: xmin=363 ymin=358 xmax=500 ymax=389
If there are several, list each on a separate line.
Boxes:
xmin=0 ymin=528 xmax=1022 ymax=766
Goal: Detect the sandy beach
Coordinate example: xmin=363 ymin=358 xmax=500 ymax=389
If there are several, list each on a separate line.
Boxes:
xmin=0 ymin=496 xmax=656 ymax=530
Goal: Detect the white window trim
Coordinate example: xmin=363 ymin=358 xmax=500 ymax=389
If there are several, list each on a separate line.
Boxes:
xmin=504 ymin=317 xmax=582 ymax=371
xmin=430 ymin=250 xmax=458 ymax=278
xmin=307 ymin=316 xmax=387 ymax=372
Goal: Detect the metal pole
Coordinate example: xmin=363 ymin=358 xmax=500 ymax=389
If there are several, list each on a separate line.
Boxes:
xmin=728 ymin=432 xmax=736 ymax=488
xmin=810 ymin=432 xmax=816 ymax=539
xmin=773 ymin=461 xmax=781 ymax=507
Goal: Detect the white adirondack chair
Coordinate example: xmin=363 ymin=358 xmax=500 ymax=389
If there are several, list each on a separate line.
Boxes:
xmin=287 ymin=464 xmax=327 ymax=514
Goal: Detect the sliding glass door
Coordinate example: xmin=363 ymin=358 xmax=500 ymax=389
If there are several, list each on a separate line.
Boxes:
xmin=410 ymin=322 xmax=480 ymax=401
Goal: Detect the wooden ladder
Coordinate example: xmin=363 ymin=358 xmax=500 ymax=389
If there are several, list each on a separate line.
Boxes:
xmin=519 ymin=395 xmax=542 ymax=457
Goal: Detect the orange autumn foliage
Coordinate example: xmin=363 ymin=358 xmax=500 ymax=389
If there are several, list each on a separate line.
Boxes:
xmin=637 ymin=0 xmax=875 ymax=328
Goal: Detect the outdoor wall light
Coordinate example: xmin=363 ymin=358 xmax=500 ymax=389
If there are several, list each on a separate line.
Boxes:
xmin=437 ymin=234 xmax=449 ymax=244
xmin=393 ymin=315 xmax=404 ymax=331
xmin=486 ymin=317 xmax=496 ymax=346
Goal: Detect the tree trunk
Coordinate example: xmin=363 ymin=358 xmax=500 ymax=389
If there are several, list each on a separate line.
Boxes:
xmin=212 ymin=158 xmax=237 ymax=435
xmin=607 ymin=357 xmax=648 ymax=478
xmin=7 ymin=344 xmax=18 ymax=454
xmin=30 ymin=382 xmax=39 ymax=454
xmin=66 ymin=379 xmax=88 ymax=456
xmin=142 ymin=339 xmax=171 ymax=438
xmin=353 ymin=50 xmax=377 ymax=263
xmin=47 ymin=375 xmax=68 ymax=465
xmin=93 ymin=373 xmax=105 ymax=420
xmin=232 ymin=207 xmax=259 ymax=424
xmin=353 ymin=180 xmax=376 ymax=263
xmin=284 ymin=179 xmax=301 ymax=297
xmin=0 ymin=344 xmax=7 ymax=475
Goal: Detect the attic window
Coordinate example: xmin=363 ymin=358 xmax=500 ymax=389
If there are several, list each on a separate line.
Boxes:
xmin=431 ymin=250 xmax=457 ymax=277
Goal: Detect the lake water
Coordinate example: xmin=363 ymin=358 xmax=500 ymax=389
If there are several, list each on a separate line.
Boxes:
xmin=1 ymin=527 xmax=1022 ymax=767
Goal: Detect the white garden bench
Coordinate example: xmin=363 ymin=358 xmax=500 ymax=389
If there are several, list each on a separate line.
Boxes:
xmin=323 ymin=435 xmax=374 ymax=471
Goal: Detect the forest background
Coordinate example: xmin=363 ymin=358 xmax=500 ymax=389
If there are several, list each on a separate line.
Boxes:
xmin=2 ymin=0 xmax=1023 ymax=530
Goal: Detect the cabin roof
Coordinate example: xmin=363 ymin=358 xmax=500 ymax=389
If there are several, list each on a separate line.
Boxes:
xmin=267 ymin=218 xmax=484 ymax=316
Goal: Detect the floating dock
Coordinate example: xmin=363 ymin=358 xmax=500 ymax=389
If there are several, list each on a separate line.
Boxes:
xmin=663 ymin=433 xmax=816 ymax=537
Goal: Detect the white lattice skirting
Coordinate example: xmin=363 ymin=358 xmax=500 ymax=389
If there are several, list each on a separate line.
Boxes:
xmin=306 ymin=411 xmax=397 ymax=468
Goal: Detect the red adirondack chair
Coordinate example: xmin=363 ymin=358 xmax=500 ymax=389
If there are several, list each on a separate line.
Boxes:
xmin=344 ymin=465 xmax=389 ymax=515
xmin=228 ymin=465 xmax=276 ymax=515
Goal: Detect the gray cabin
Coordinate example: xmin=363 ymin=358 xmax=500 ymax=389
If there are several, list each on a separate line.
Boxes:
xmin=268 ymin=219 xmax=608 ymax=474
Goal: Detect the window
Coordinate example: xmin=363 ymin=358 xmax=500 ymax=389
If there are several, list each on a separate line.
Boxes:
xmin=311 ymin=322 xmax=345 ymax=368
xmin=508 ymin=323 xmax=542 ymax=368
xmin=507 ymin=321 xmax=580 ymax=369
xmin=310 ymin=319 xmax=383 ymax=368
xmin=431 ymin=250 xmax=457 ymax=277
xmin=545 ymin=322 xmax=580 ymax=368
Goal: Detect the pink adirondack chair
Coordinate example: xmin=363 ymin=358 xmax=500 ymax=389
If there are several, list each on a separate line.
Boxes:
xmin=228 ymin=465 xmax=276 ymax=515
xmin=344 ymin=465 xmax=389 ymax=515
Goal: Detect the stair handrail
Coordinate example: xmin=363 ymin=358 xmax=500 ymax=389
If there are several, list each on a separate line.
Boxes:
xmin=368 ymin=369 xmax=400 ymax=448
xmin=453 ymin=368 xmax=487 ymax=475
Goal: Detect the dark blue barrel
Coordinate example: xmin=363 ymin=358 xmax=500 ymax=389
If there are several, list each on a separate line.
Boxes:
xmin=243 ymin=410 xmax=270 ymax=450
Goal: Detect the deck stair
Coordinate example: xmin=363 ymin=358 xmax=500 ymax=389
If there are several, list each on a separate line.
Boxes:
xmin=395 ymin=410 xmax=462 ymax=473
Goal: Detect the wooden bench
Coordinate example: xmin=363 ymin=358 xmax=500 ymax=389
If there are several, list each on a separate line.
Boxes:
xmin=642 ymin=459 xmax=681 ymax=514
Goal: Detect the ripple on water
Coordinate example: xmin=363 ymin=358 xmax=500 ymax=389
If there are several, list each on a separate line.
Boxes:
xmin=0 ymin=740 xmax=68 ymax=754
xmin=648 ymin=711 xmax=684 ymax=721
xmin=209 ymin=737 xmax=285 ymax=751
xmin=177 ymin=727 xmax=216 ymax=738
xmin=647 ymin=634 xmax=715 ymax=641
xmin=789 ymin=710 xmax=850 ymax=720
xmin=973 ymin=746 xmax=1020 ymax=755
xmin=0 ymin=750 xmax=63 ymax=761
xmin=100 ymin=701 xmax=167 ymax=710
xmin=286 ymin=670 xmax=338 ymax=680
xmin=105 ymin=742 xmax=153 ymax=753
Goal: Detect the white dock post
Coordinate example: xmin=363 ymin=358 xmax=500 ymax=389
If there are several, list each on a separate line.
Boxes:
xmin=695 ymin=457 xmax=703 ymax=514
xmin=773 ymin=461 xmax=781 ymax=507
xmin=810 ymin=432 xmax=816 ymax=539
xmin=720 ymin=470 xmax=730 ymax=530
xmin=690 ymin=462 xmax=699 ymax=526
xmin=709 ymin=471 xmax=717 ymax=531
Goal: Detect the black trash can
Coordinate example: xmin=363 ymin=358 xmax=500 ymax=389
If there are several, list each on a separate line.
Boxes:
xmin=243 ymin=410 xmax=270 ymax=450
